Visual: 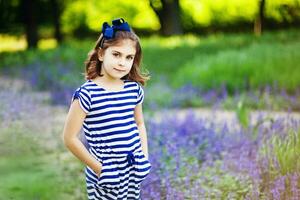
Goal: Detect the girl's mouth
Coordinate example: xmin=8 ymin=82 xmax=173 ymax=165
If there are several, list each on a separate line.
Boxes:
xmin=114 ymin=68 xmax=126 ymax=72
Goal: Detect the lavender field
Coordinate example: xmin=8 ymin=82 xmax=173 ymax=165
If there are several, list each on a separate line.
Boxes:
xmin=1 ymin=28 xmax=300 ymax=200
xmin=1 ymin=0 xmax=300 ymax=196
xmin=0 ymin=76 xmax=299 ymax=200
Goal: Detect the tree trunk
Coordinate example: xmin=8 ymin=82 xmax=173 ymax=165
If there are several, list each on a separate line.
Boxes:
xmin=150 ymin=0 xmax=183 ymax=36
xmin=254 ymin=0 xmax=265 ymax=36
xmin=50 ymin=0 xmax=63 ymax=43
xmin=22 ymin=0 xmax=38 ymax=48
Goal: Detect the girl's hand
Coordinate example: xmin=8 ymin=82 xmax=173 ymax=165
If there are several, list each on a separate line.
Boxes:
xmin=94 ymin=162 xmax=103 ymax=177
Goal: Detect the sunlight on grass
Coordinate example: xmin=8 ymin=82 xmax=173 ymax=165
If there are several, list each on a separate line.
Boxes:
xmin=0 ymin=34 xmax=57 ymax=52
xmin=38 ymin=38 xmax=58 ymax=50
xmin=0 ymin=34 xmax=26 ymax=52
xmin=142 ymin=34 xmax=201 ymax=48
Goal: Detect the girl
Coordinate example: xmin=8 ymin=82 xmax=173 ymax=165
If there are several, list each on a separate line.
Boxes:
xmin=63 ymin=18 xmax=151 ymax=200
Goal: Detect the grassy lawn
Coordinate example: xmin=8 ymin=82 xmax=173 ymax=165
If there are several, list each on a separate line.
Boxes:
xmin=1 ymin=28 xmax=300 ymax=93
xmin=0 ymin=128 xmax=87 ymax=200
xmin=0 ymin=155 xmax=63 ymax=199
xmin=0 ymin=86 xmax=87 ymax=200
xmin=0 ymin=153 xmax=87 ymax=200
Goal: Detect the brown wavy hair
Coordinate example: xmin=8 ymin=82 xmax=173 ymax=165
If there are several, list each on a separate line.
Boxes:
xmin=84 ymin=30 xmax=150 ymax=86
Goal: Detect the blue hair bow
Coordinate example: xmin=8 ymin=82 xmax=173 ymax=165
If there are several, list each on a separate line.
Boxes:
xmin=101 ymin=18 xmax=131 ymax=40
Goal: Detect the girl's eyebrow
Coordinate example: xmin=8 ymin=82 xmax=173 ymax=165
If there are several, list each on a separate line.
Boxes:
xmin=112 ymin=50 xmax=135 ymax=56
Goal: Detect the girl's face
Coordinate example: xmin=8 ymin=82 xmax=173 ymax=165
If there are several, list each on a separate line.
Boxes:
xmin=99 ymin=39 xmax=136 ymax=81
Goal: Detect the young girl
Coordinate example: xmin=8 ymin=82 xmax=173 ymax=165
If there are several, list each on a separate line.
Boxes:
xmin=63 ymin=18 xmax=151 ymax=200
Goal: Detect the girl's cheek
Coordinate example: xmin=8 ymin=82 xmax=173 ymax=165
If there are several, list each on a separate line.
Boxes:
xmin=126 ymin=61 xmax=133 ymax=66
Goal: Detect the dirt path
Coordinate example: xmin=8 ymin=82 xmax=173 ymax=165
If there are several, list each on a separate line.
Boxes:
xmin=147 ymin=108 xmax=300 ymax=131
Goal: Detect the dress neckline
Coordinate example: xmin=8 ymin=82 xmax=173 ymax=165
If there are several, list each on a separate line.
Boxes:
xmin=88 ymin=79 xmax=127 ymax=93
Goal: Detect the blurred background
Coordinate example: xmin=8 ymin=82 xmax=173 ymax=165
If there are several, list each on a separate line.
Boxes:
xmin=1 ymin=0 xmax=300 ymax=199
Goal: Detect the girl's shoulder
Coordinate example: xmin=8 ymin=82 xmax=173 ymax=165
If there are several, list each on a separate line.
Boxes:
xmin=125 ymin=80 xmax=144 ymax=93
xmin=77 ymin=80 xmax=95 ymax=90
xmin=73 ymin=80 xmax=95 ymax=96
xmin=125 ymin=80 xmax=143 ymax=87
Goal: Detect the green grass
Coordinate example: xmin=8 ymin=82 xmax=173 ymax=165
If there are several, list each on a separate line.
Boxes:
xmin=174 ymin=39 xmax=300 ymax=93
xmin=0 ymin=155 xmax=61 ymax=199
xmin=0 ymin=123 xmax=87 ymax=200
xmin=260 ymin=129 xmax=300 ymax=177
xmin=258 ymin=129 xmax=300 ymax=198
xmin=0 ymin=154 xmax=87 ymax=200
xmin=142 ymin=29 xmax=300 ymax=93
xmin=1 ymin=29 xmax=300 ymax=94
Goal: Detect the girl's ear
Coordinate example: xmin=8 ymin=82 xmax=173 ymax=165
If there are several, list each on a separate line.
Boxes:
xmin=98 ymin=48 xmax=104 ymax=61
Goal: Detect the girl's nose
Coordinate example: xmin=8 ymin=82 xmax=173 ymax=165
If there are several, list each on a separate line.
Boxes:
xmin=118 ymin=58 xmax=126 ymax=66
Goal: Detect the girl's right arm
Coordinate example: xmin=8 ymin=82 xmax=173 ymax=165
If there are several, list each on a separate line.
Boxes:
xmin=63 ymin=99 xmax=102 ymax=176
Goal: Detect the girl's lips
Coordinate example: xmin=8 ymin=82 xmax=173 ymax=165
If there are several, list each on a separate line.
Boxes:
xmin=114 ymin=68 xmax=126 ymax=72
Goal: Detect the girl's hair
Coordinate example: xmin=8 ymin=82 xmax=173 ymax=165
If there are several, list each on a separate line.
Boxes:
xmin=84 ymin=30 xmax=150 ymax=86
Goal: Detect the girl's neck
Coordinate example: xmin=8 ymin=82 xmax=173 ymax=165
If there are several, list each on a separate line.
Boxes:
xmin=93 ymin=76 xmax=122 ymax=84
xmin=91 ymin=76 xmax=125 ymax=91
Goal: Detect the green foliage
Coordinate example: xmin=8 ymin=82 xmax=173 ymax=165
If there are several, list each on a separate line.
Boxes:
xmin=181 ymin=0 xmax=258 ymax=27
xmin=171 ymin=30 xmax=300 ymax=93
xmin=236 ymin=96 xmax=250 ymax=129
xmin=61 ymin=0 xmax=159 ymax=34
xmin=143 ymin=80 xmax=174 ymax=108
xmin=0 ymin=153 xmax=86 ymax=200
xmin=266 ymin=0 xmax=300 ymax=22
xmin=60 ymin=0 xmax=300 ymax=34
xmin=0 ymin=118 xmax=86 ymax=199
xmin=0 ymin=39 xmax=90 ymax=68
xmin=189 ymin=160 xmax=252 ymax=199
xmin=258 ymin=129 xmax=300 ymax=199
xmin=62 ymin=0 xmax=299 ymax=32
xmin=1 ymin=0 xmax=300 ymax=37
xmin=1 ymin=29 xmax=300 ymax=110
xmin=260 ymin=129 xmax=300 ymax=177
xmin=0 ymin=155 xmax=61 ymax=199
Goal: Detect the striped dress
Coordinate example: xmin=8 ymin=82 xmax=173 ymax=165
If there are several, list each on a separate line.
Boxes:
xmin=72 ymin=79 xmax=152 ymax=200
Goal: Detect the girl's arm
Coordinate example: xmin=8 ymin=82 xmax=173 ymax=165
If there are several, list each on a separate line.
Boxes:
xmin=134 ymin=103 xmax=149 ymax=159
xmin=63 ymin=99 xmax=102 ymax=176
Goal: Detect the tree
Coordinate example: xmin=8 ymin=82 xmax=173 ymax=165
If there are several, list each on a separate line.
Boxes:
xmin=21 ymin=0 xmax=39 ymax=48
xmin=149 ymin=0 xmax=183 ymax=36
xmin=254 ymin=0 xmax=266 ymax=36
xmin=3 ymin=0 xmax=64 ymax=49
xmin=50 ymin=0 xmax=63 ymax=43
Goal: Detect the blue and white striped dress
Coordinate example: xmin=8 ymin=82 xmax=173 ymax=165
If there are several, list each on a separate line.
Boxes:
xmin=72 ymin=79 xmax=151 ymax=200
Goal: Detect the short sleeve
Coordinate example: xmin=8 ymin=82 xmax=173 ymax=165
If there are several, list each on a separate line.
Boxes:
xmin=136 ymin=83 xmax=144 ymax=105
xmin=71 ymin=87 xmax=91 ymax=113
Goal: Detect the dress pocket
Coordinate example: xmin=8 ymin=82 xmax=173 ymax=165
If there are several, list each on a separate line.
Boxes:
xmin=97 ymin=158 xmax=121 ymax=189
xmin=95 ymin=161 xmax=103 ymax=180
xmin=134 ymin=151 xmax=152 ymax=184
xmin=141 ymin=152 xmax=151 ymax=167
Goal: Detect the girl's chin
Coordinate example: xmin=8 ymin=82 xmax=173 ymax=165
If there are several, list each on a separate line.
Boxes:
xmin=109 ymin=74 xmax=127 ymax=80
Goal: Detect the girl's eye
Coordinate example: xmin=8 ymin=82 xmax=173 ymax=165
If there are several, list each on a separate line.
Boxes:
xmin=113 ymin=53 xmax=120 ymax=57
xmin=127 ymin=56 xmax=134 ymax=60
